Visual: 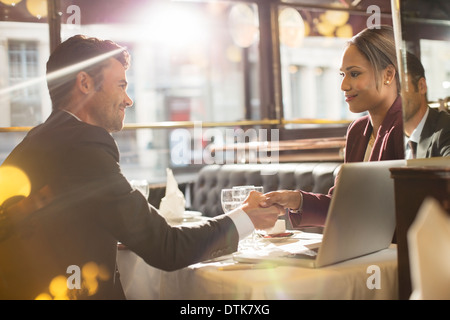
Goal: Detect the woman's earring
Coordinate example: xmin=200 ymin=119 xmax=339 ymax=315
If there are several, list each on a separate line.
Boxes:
xmin=385 ymin=80 xmax=390 ymax=85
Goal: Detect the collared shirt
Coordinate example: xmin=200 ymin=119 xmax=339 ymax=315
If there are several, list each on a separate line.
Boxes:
xmin=363 ymin=133 xmax=376 ymax=162
xmin=227 ymin=208 xmax=254 ymax=240
xmin=63 ymin=109 xmax=82 ymax=121
xmin=405 ymin=107 xmax=429 ymax=159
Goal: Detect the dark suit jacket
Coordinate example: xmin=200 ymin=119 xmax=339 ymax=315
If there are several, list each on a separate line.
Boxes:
xmin=417 ymin=107 xmax=450 ymax=158
xmin=0 ymin=110 xmax=238 ymax=300
xmin=290 ymin=96 xmax=405 ymax=228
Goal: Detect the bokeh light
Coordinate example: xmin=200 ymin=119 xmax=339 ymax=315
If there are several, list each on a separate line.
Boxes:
xmin=34 ymin=293 xmax=52 ymax=300
xmin=49 ymin=275 xmax=69 ymax=300
xmin=0 ymin=166 xmax=31 ymax=206
xmin=0 ymin=0 xmax=23 ymax=6
xmin=35 ymin=262 xmax=111 ymax=300
xmin=26 ymin=0 xmax=47 ymax=19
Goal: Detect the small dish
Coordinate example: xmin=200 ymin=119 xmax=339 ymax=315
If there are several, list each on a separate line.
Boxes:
xmin=259 ymin=232 xmax=294 ymax=242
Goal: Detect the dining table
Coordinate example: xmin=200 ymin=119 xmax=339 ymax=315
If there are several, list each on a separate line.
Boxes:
xmin=116 ymin=216 xmax=398 ymax=300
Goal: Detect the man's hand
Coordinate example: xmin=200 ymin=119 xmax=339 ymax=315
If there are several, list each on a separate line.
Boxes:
xmin=240 ymin=191 xmax=284 ymax=230
xmin=259 ymin=190 xmax=302 ymax=211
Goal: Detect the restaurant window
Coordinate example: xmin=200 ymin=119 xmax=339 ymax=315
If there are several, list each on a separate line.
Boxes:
xmin=418 ymin=39 xmax=450 ymax=104
xmin=278 ymin=4 xmax=393 ymax=129
xmin=59 ymin=0 xmax=260 ymax=124
xmin=0 ymin=0 xmax=50 ymax=165
xmin=58 ymin=0 xmax=262 ymax=182
xmin=0 ymin=0 xmax=264 ymax=182
xmin=7 ymin=40 xmax=41 ymax=126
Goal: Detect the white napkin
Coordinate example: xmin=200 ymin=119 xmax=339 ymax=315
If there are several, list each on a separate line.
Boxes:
xmin=408 ymin=197 xmax=450 ymax=300
xmin=265 ymin=219 xmax=286 ymax=234
xmin=159 ymin=168 xmax=186 ymax=222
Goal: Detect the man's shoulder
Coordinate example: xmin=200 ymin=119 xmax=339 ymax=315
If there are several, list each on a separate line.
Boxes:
xmin=37 ymin=111 xmax=114 ymax=144
xmin=427 ymin=107 xmax=450 ymax=132
xmin=435 ymin=108 xmax=450 ymax=126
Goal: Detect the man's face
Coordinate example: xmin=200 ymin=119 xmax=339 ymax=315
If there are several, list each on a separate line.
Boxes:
xmin=402 ymin=74 xmax=423 ymax=122
xmin=86 ymin=58 xmax=133 ymax=133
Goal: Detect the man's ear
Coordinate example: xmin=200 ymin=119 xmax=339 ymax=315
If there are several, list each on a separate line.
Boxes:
xmin=76 ymin=71 xmax=93 ymax=95
xmin=418 ymin=77 xmax=427 ymax=95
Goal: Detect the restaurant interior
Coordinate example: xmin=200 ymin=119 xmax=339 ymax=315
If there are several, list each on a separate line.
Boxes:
xmin=0 ymin=0 xmax=449 ymax=302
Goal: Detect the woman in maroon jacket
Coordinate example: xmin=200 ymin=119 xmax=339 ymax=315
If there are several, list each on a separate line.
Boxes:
xmin=262 ymin=25 xmax=404 ymax=228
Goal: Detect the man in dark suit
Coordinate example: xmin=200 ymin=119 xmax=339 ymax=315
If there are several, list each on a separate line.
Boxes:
xmin=403 ymin=52 xmax=450 ymax=159
xmin=0 ymin=35 xmax=282 ymax=299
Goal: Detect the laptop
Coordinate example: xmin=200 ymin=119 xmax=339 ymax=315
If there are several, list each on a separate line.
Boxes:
xmin=234 ymin=159 xmax=406 ymax=268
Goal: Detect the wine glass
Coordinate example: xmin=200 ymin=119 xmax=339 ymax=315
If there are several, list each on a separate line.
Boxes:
xmin=221 ymin=189 xmax=238 ymax=213
xmin=221 ymin=186 xmax=258 ymax=213
xmin=232 ymin=185 xmax=260 ymax=204
xmin=254 ymin=186 xmax=264 ymax=193
xmin=225 ymin=185 xmax=265 ymax=250
xmin=248 ymin=186 xmax=265 ymax=248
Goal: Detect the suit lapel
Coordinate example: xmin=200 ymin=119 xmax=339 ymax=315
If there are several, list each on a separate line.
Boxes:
xmin=417 ymin=107 xmax=438 ymax=158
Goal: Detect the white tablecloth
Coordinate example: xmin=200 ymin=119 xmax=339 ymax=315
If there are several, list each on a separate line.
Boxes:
xmin=117 ymin=233 xmax=398 ymax=300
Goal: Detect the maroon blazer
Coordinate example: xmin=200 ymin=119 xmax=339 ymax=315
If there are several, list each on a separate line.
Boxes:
xmin=290 ymin=96 xmax=404 ymax=228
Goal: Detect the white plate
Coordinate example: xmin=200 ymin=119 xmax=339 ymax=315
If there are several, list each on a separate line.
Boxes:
xmin=184 ymin=210 xmax=202 ymax=218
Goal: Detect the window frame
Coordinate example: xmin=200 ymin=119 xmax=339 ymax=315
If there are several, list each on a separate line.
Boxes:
xmin=0 ymin=0 xmax=358 ymax=134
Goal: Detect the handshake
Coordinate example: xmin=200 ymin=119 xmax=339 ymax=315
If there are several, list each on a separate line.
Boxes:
xmin=240 ymin=190 xmax=302 ymax=230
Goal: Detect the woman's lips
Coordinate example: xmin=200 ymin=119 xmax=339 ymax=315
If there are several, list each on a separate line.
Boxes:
xmin=345 ymin=94 xmax=357 ymax=102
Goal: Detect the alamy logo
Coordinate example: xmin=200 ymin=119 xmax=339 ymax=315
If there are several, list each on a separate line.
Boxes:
xmin=66 ymin=265 xmax=81 ymax=289
xmin=66 ymin=5 xmax=81 ymax=27
xmin=366 ymin=5 xmax=381 ymax=29
xmin=170 ymin=124 xmax=280 ymax=167
xmin=366 ymin=265 xmax=381 ymax=289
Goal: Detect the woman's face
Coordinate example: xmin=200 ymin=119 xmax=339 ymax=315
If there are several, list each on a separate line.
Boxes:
xmin=339 ymin=44 xmax=385 ymax=114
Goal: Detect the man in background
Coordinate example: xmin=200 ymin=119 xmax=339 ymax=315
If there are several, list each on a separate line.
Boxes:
xmin=402 ymin=52 xmax=450 ymax=159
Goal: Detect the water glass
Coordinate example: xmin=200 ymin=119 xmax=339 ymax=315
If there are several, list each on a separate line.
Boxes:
xmin=222 ymin=186 xmax=261 ymax=213
xmin=221 ymin=188 xmax=238 ymax=213
xmin=131 ymin=179 xmax=150 ymax=199
xmin=221 ymin=185 xmax=265 ymax=251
